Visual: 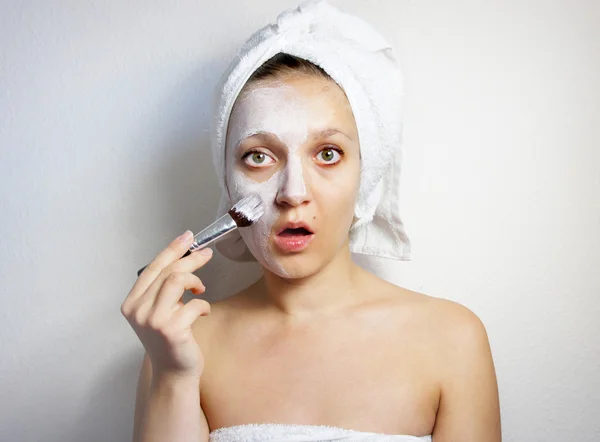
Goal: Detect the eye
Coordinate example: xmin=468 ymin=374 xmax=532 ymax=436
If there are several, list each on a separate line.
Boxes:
xmin=315 ymin=146 xmax=343 ymax=165
xmin=242 ymin=150 xmax=275 ymax=168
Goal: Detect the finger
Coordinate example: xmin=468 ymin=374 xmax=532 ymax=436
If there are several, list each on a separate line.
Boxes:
xmin=128 ymin=231 xmax=202 ymax=302
xmin=128 ymin=230 xmax=195 ymax=303
xmin=148 ymin=272 xmax=206 ymax=325
xmin=126 ymin=291 xmax=188 ymax=325
xmin=125 ymin=294 xmax=154 ymax=325
xmin=163 ymin=247 xmax=213 ymax=277
xmin=135 ymin=247 xmax=213 ymax=307
xmin=170 ymin=298 xmax=211 ymax=329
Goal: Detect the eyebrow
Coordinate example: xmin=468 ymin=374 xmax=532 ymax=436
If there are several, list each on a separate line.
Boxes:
xmin=311 ymin=128 xmax=353 ymax=141
xmin=237 ymin=128 xmax=353 ymax=148
xmin=236 ymin=131 xmax=279 ymax=149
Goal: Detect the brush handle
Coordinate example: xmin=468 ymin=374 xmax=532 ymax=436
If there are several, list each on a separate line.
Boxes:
xmin=136 ymin=213 xmax=238 ymax=277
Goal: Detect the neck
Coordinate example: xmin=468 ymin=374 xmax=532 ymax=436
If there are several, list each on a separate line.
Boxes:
xmin=253 ymin=239 xmax=369 ymax=322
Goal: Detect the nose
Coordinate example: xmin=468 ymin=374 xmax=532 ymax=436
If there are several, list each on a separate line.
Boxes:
xmin=275 ymin=154 xmax=310 ymax=207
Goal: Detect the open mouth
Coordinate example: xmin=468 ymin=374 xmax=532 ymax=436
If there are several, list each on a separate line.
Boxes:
xmin=274 ymin=224 xmax=315 ymax=252
xmin=278 ymin=227 xmax=313 ymax=237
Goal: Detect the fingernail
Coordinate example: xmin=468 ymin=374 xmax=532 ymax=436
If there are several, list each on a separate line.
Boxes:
xmin=177 ymin=230 xmax=193 ymax=242
xmin=198 ymin=248 xmax=213 ymax=256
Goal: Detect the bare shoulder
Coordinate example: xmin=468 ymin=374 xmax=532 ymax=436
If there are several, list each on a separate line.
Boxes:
xmin=381 ymin=282 xmax=491 ymax=353
xmin=385 ymin=284 xmax=497 ymax=396
xmin=392 ymin=286 xmax=496 ymax=387
xmin=420 ymin=292 xmax=488 ymax=339
xmin=426 ymin=295 xmax=491 ymax=355
xmin=392 ymin=292 xmax=501 ymax=440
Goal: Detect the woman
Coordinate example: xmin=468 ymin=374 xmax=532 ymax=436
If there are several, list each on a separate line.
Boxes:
xmin=121 ymin=2 xmax=501 ymax=441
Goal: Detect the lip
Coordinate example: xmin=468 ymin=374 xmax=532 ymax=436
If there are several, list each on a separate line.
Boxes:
xmin=274 ymin=232 xmax=314 ymax=252
xmin=274 ymin=220 xmax=315 ymax=252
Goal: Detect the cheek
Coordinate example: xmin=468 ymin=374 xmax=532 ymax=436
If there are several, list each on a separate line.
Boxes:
xmin=229 ymin=169 xmax=279 ymax=203
xmin=316 ymin=164 xmax=360 ymax=208
xmin=230 ymin=170 xmax=282 ymax=245
xmin=329 ymin=187 xmax=358 ymax=220
xmin=323 ymin=170 xmax=360 ymax=238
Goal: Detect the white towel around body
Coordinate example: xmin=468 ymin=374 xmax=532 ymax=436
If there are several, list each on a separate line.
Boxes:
xmin=209 ymin=423 xmax=432 ymax=442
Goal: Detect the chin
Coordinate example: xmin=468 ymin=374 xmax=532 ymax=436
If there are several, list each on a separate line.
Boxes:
xmin=244 ymin=233 xmax=347 ymax=279
xmin=271 ymin=267 xmax=320 ymax=280
xmin=272 ymin=262 xmax=318 ymax=279
xmin=264 ymin=248 xmax=330 ymax=279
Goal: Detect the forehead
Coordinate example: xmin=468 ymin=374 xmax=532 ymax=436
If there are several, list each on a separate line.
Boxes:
xmin=226 ymin=76 xmax=356 ymax=138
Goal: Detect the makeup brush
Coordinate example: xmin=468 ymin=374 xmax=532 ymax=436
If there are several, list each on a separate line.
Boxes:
xmin=136 ymin=192 xmax=265 ymax=277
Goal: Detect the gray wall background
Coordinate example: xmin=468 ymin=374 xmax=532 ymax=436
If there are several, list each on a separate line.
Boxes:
xmin=1 ymin=1 xmax=599 ymax=441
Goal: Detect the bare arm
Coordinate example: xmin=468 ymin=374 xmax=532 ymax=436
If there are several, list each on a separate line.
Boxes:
xmin=132 ymin=352 xmax=210 ymax=442
xmin=432 ymin=305 xmax=501 ymax=442
xmin=121 ymin=232 xmax=214 ymax=442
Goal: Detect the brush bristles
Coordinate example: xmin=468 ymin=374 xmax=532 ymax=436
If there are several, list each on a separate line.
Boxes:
xmin=228 ymin=193 xmax=266 ymax=227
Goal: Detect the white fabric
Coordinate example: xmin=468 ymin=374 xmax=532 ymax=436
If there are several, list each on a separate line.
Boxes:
xmin=210 ymin=0 xmax=411 ymax=261
xmin=209 ymin=423 xmax=432 ymax=442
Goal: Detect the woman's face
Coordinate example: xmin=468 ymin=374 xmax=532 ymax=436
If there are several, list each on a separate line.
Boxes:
xmin=224 ymin=75 xmax=360 ymax=278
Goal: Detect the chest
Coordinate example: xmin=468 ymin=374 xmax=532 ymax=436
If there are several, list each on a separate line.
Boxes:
xmin=200 ymin=320 xmax=439 ymax=434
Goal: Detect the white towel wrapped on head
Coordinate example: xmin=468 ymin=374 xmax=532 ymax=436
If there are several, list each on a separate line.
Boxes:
xmin=210 ymin=0 xmax=411 ymax=261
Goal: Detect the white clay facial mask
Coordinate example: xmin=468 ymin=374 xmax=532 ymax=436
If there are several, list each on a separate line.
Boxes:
xmin=224 ymin=77 xmax=360 ymax=278
xmin=225 ymin=83 xmax=314 ymax=277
